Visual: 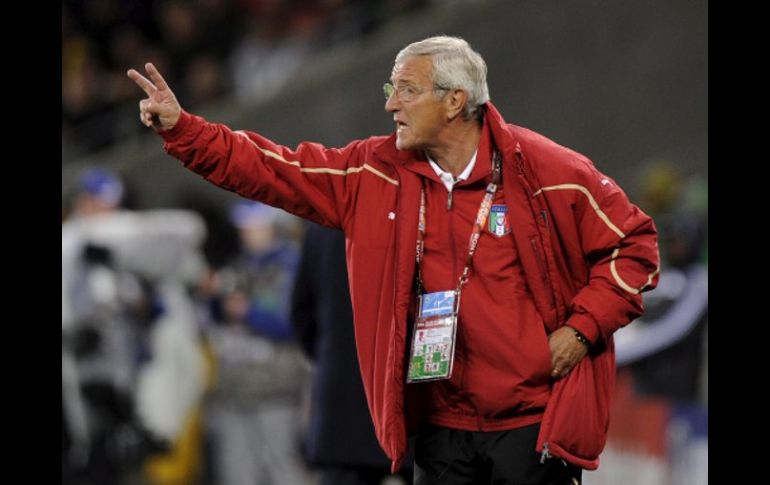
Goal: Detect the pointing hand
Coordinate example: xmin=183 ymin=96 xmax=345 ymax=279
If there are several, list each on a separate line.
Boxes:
xmin=127 ymin=62 xmax=181 ymax=132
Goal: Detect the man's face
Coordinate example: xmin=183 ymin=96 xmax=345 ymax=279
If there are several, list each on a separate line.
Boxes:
xmin=386 ymin=56 xmax=448 ymax=151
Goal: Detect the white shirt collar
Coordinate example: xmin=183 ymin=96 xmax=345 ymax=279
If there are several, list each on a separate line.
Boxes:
xmin=427 ymin=150 xmax=478 ymax=192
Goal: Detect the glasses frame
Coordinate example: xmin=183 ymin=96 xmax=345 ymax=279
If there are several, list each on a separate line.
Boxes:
xmin=383 ymin=82 xmax=450 ymax=102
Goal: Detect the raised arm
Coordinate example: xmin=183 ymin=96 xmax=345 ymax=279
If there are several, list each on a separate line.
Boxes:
xmin=125 ymin=62 xmax=379 ymax=231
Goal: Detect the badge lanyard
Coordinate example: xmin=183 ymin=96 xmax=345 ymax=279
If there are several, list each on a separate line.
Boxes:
xmin=407 ymin=152 xmax=502 ymax=383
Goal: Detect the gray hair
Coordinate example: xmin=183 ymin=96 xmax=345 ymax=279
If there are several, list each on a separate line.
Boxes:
xmin=395 ymin=36 xmax=489 ymax=122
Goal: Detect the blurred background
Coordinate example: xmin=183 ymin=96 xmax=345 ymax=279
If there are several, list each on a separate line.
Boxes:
xmin=62 ymin=1 xmax=707 ymax=484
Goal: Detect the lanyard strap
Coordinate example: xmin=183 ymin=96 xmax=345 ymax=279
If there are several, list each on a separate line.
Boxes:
xmin=415 ymin=151 xmax=502 ymax=295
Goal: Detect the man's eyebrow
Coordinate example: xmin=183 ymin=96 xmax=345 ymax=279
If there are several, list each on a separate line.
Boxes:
xmin=391 ymin=70 xmax=415 ymax=83
xmin=391 ymin=78 xmax=418 ymax=87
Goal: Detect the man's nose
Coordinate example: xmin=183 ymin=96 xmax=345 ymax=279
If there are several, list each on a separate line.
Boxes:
xmin=385 ymin=93 xmax=400 ymax=112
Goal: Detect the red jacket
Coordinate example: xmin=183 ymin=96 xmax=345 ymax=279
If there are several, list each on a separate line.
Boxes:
xmin=161 ymin=102 xmax=660 ymax=471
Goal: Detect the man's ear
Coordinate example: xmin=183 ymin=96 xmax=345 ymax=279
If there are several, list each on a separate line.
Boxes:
xmin=445 ymin=89 xmax=467 ymax=120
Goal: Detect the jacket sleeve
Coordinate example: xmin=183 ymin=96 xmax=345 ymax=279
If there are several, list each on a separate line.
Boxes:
xmin=564 ymin=161 xmax=660 ymax=345
xmin=160 ymin=111 xmax=366 ymax=230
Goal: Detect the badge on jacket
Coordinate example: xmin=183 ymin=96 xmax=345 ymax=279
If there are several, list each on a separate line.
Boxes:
xmin=488 ymin=205 xmax=511 ymax=237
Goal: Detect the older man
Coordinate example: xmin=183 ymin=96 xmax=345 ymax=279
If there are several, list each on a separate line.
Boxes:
xmin=129 ymin=36 xmax=659 ymax=485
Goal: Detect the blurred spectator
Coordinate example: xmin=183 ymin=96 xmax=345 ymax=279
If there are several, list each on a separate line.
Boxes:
xmin=291 ymin=223 xmax=413 ymax=485
xmin=203 ymin=200 xmax=311 ymax=485
xmin=591 ymin=161 xmax=707 ymax=485
xmin=71 ymin=166 xmax=125 ymax=215
xmin=62 ymin=36 xmax=116 ymax=153
xmin=614 ymin=161 xmax=708 ymax=405
xmin=637 ymin=160 xmax=681 ymax=218
xmin=62 ymin=167 xmax=133 ymax=484
xmin=62 ymin=167 xmax=210 ymax=485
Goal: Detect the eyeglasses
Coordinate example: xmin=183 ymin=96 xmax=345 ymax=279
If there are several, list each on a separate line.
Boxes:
xmin=383 ymin=82 xmax=449 ymax=102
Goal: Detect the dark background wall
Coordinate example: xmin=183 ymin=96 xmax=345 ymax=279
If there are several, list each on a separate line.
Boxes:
xmin=62 ymin=0 xmax=707 ymax=210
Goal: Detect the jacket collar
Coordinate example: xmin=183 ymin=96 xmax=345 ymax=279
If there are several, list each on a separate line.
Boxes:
xmin=484 ymin=102 xmax=523 ymax=160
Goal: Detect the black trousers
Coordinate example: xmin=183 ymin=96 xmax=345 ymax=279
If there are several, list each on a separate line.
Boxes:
xmin=414 ymin=423 xmax=582 ymax=485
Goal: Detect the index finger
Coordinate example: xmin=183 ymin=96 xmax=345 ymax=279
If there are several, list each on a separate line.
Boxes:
xmin=127 ymin=68 xmax=157 ymax=97
xmin=145 ymin=62 xmax=170 ymax=92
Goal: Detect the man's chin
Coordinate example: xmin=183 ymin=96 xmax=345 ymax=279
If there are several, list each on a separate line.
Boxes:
xmin=395 ymin=136 xmax=414 ymax=151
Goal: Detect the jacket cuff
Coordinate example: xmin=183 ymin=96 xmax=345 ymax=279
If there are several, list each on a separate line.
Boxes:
xmin=566 ymin=313 xmax=600 ymax=345
xmin=159 ymin=110 xmax=193 ymax=142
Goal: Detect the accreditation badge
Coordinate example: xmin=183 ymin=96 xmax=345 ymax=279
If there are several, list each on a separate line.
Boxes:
xmin=488 ymin=205 xmax=511 ymax=237
xmin=406 ymin=290 xmax=459 ymax=383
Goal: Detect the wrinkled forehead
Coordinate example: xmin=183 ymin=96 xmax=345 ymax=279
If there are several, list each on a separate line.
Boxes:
xmin=391 ymin=55 xmax=434 ymax=83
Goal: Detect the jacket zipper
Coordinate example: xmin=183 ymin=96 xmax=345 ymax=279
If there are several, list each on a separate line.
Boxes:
xmin=540 ymin=442 xmax=551 ymax=463
xmin=448 ymin=188 xmax=458 ymax=282
xmin=530 ymin=238 xmax=555 ymax=309
xmin=391 ymin=175 xmax=402 ymax=411
xmin=447 ymin=185 xmax=470 ymax=423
